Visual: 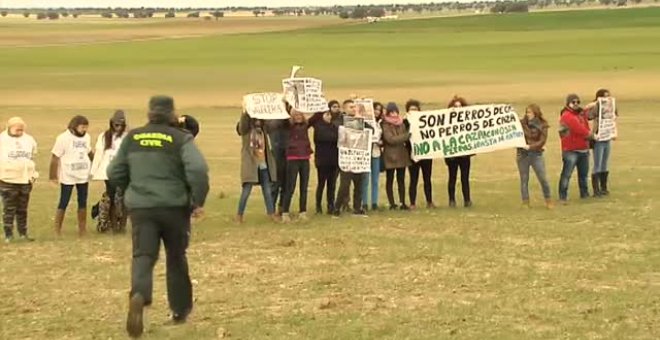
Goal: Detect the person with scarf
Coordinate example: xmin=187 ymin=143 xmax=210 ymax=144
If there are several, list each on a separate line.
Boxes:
xmin=309 ymin=100 xmax=342 ymax=215
xmin=50 ymin=115 xmax=93 ymax=237
xmin=517 ymin=104 xmax=553 ymax=209
xmin=90 ymin=110 xmax=129 ymax=233
xmin=404 ymin=99 xmax=435 ymax=210
xmin=236 ymin=112 xmax=278 ymax=223
xmin=361 ymin=101 xmax=384 ymax=211
xmin=587 ymin=88 xmax=617 ymax=197
xmin=558 ymin=94 xmax=596 ymax=203
xmin=0 ymin=117 xmax=38 ymax=243
xmin=281 ymin=109 xmax=313 ymax=223
xmin=444 ymin=96 xmax=474 ymax=208
xmin=381 ymin=102 xmax=411 ymax=210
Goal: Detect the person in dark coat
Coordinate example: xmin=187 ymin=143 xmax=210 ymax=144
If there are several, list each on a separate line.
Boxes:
xmin=309 ymin=100 xmax=342 ymax=214
xmin=108 ymin=96 xmax=209 ymax=338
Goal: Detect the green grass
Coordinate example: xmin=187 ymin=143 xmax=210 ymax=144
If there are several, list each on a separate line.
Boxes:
xmin=1 ymin=8 xmax=660 ymax=339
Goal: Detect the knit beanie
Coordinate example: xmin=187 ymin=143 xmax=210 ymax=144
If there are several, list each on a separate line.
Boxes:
xmin=385 ymin=102 xmax=399 ymax=114
xmin=111 ymin=110 xmax=127 ymax=125
xmin=566 ymin=94 xmax=580 ymax=106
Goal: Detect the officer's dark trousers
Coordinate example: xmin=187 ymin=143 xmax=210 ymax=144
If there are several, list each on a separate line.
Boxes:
xmin=129 ymin=207 xmax=192 ymax=316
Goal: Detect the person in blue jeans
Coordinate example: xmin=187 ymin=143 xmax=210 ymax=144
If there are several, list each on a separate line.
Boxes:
xmin=236 ymin=112 xmax=278 ymax=223
xmin=517 ymin=104 xmax=553 ymax=209
xmin=558 ymin=94 xmax=596 ymax=202
xmin=362 ymin=102 xmax=384 ymax=211
xmin=587 ymin=88 xmax=617 ymax=197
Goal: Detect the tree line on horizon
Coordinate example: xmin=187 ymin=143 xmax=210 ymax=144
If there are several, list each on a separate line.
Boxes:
xmin=0 ymin=0 xmax=652 ymax=20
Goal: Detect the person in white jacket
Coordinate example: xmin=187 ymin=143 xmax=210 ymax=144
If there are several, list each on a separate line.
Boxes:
xmin=90 ymin=110 xmax=128 ymax=233
xmin=0 ymin=117 xmax=38 ymax=243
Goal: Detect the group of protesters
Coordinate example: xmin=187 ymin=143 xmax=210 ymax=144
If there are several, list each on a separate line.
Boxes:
xmin=237 ymin=89 xmax=617 ymax=223
xmin=0 ymin=89 xmax=617 ymax=240
xmin=0 ymin=110 xmax=200 ymax=243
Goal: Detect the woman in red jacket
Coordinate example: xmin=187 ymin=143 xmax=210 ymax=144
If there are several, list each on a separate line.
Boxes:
xmin=558 ymin=94 xmax=596 ymax=203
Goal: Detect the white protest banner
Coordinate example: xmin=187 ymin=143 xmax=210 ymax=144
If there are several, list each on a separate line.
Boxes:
xmin=408 ymin=104 xmax=527 ymax=161
xmin=354 ymin=98 xmax=376 ymax=123
xmin=338 ymin=126 xmax=372 ymax=173
xmin=243 ymin=93 xmax=289 ymax=120
xmin=596 ymin=97 xmax=617 ymax=141
xmin=282 ymin=77 xmax=328 ymax=113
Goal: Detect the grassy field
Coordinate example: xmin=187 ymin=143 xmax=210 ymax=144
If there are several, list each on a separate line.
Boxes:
xmin=1 ymin=7 xmax=660 ymax=340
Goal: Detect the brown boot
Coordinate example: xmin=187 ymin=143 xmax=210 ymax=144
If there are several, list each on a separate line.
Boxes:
xmin=54 ymin=209 xmax=65 ymax=236
xmin=545 ymin=199 xmax=554 ymax=210
xmin=77 ymin=209 xmax=87 ymax=237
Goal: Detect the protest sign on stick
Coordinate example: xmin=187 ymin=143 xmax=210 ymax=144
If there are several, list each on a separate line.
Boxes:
xmin=243 ymin=93 xmax=290 ymax=120
xmin=596 ymin=97 xmax=617 ymax=141
xmin=282 ymin=77 xmax=328 ymax=113
xmin=338 ymin=126 xmax=372 ymax=173
xmin=407 ymin=104 xmax=527 ymax=161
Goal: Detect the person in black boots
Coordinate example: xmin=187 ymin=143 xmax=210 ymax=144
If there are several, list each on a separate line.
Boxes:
xmin=444 ymin=96 xmax=474 ymax=208
xmin=108 ymin=96 xmax=209 ymax=338
xmin=381 ymin=102 xmax=411 ymax=210
xmin=309 ymin=100 xmax=342 ymax=214
xmin=404 ymin=99 xmax=435 ymax=210
xmin=587 ymin=88 xmax=617 ymax=197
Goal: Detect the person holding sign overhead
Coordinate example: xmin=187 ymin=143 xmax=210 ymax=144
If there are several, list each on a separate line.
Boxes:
xmin=280 ymin=109 xmax=313 ymax=223
xmin=381 ymin=102 xmax=411 ymax=211
xmin=236 ymin=112 xmax=278 ymax=223
xmin=50 ymin=115 xmax=93 ymax=237
xmin=309 ymin=100 xmax=342 ymax=215
xmin=444 ymin=96 xmax=474 ymax=208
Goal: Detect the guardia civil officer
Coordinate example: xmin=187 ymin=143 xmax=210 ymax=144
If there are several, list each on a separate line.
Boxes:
xmin=108 ymin=95 xmax=209 ymax=338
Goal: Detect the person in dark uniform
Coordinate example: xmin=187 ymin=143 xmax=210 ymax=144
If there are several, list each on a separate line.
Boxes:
xmin=108 ymin=95 xmax=209 ymax=338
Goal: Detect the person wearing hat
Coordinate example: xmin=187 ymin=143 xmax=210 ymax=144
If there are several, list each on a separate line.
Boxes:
xmin=50 ymin=115 xmax=93 ymax=237
xmin=381 ymin=102 xmax=411 ymax=210
xmin=0 ymin=117 xmax=38 ymax=243
xmin=558 ymin=94 xmax=596 ymax=203
xmin=90 ymin=110 xmax=129 ymax=233
xmin=108 ymin=95 xmax=209 ymax=338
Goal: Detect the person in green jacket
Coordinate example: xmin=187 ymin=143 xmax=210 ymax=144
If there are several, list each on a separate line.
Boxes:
xmin=108 ymin=95 xmax=209 ymax=338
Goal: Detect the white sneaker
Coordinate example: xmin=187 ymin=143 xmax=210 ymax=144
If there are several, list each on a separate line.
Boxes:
xmin=299 ymin=212 xmax=308 ymax=221
xmin=281 ymin=213 xmax=291 ymax=223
